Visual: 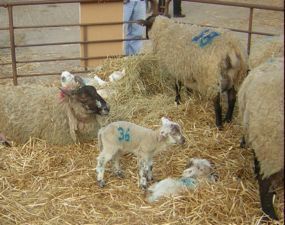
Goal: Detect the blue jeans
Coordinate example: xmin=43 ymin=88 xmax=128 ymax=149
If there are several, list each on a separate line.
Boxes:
xmin=124 ymin=1 xmax=146 ymax=55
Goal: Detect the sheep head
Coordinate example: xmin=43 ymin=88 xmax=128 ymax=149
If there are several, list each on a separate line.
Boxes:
xmin=183 ymin=158 xmax=217 ymax=181
xmin=159 ymin=117 xmax=185 ymax=144
xmin=136 ymin=0 xmax=171 ymax=39
xmin=60 ymin=85 xmax=110 ymax=118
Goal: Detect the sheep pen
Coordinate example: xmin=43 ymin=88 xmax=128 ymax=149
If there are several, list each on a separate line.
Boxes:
xmin=0 ymin=53 xmax=283 ymax=225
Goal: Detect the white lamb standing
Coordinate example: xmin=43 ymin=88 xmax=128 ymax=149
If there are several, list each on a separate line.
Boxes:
xmin=147 ymin=158 xmax=216 ymax=202
xmin=96 ymin=117 xmax=186 ymax=189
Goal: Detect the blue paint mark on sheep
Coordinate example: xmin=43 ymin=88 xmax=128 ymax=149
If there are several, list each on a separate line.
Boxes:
xmin=179 ymin=177 xmax=197 ymax=188
xmin=192 ymin=29 xmax=220 ymax=48
xmin=117 ymin=127 xmax=130 ymax=142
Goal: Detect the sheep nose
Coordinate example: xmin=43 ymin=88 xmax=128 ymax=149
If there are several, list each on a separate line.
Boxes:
xmin=101 ymin=104 xmax=110 ymax=115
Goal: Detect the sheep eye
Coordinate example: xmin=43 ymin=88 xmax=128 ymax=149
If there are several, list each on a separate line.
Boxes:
xmin=61 ymin=77 xmax=66 ymax=82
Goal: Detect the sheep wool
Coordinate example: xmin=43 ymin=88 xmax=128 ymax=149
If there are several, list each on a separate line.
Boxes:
xmin=149 ymin=16 xmax=248 ymax=99
xmin=0 ymin=85 xmax=101 ymax=145
xmin=249 ymin=35 xmax=284 ymax=70
xmin=238 ymin=57 xmax=284 ymax=178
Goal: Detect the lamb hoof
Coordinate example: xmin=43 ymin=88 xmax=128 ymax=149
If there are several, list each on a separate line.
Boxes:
xmin=98 ymin=180 xmax=106 ymax=188
xmin=217 ymin=125 xmax=223 ymax=131
xmin=139 ymin=184 xmax=147 ymax=191
xmin=147 ymin=177 xmax=154 ymax=182
xmin=240 ymin=136 xmax=246 ymax=148
xmin=115 ymin=171 xmax=125 ymax=178
xmin=261 ymin=214 xmax=278 ymax=222
xmin=223 ymin=118 xmax=232 ymax=123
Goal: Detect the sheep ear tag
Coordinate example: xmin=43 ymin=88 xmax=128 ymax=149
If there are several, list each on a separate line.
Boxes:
xmin=58 ymin=87 xmax=70 ymax=100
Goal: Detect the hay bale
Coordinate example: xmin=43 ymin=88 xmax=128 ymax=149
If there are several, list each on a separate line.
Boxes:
xmin=249 ymin=35 xmax=284 ymax=69
xmin=149 ymin=16 xmax=248 ymax=99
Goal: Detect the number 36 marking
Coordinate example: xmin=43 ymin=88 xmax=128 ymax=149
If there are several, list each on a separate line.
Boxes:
xmin=117 ymin=127 xmax=130 ymax=142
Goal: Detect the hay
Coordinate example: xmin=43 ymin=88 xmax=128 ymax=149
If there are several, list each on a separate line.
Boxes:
xmin=0 ymin=54 xmax=284 ymax=225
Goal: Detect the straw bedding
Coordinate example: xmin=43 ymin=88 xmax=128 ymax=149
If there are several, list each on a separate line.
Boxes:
xmin=0 ymin=54 xmax=284 ymax=225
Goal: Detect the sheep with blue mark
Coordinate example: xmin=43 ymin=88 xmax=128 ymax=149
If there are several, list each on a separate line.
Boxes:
xmin=95 ymin=117 xmax=185 ymax=189
xmin=148 ymin=16 xmax=248 ymax=129
xmin=147 ymin=158 xmax=217 ymax=202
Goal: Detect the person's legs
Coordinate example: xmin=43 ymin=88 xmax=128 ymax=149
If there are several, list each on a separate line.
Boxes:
xmin=124 ymin=2 xmax=135 ymax=55
xmin=124 ymin=1 xmax=146 ymax=55
xmin=128 ymin=1 xmax=146 ymax=55
xmin=173 ymin=0 xmax=185 ymax=17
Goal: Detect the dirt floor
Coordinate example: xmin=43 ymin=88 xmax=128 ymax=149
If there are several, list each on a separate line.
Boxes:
xmin=0 ymin=1 xmax=284 ymax=225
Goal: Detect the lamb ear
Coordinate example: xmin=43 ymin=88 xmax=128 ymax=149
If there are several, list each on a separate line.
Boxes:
xmin=161 ymin=117 xmax=171 ymax=125
xmin=186 ymin=158 xmax=194 ymax=169
xmin=74 ymin=75 xmax=85 ymax=87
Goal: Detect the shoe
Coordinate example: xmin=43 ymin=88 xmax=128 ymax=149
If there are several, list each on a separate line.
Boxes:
xmin=173 ymin=14 xmax=186 ymax=18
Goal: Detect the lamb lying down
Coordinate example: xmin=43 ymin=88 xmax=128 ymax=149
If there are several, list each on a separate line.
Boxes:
xmin=147 ymin=158 xmax=217 ymax=202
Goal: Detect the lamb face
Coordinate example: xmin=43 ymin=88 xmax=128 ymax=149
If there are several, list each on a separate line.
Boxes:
xmin=183 ymin=158 xmax=213 ymax=179
xmin=160 ymin=117 xmax=185 ymax=145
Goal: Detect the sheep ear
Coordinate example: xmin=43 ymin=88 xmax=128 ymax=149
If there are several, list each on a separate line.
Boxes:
xmin=74 ymin=75 xmax=85 ymax=87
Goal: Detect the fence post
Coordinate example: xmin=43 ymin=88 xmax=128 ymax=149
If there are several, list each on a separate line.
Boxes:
xmin=247 ymin=7 xmax=254 ymax=55
xmin=7 ymin=5 xmax=18 ymax=85
xmin=83 ymin=26 xmax=88 ymax=71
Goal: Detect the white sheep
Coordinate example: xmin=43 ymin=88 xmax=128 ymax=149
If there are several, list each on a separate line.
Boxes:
xmin=0 ymin=84 xmax=110 ymax=145
xmin=149 ymin=16 xmax=248 ymax=128
xmin=147 ymin=158 xmax=216 ymax=202
xmin=249 ymin=35 xmax=284 ymax=70
xmin=96 ymin=117 xmax=185 ymax=189
xmin=238 ymin=57 xmax=284 ymax=220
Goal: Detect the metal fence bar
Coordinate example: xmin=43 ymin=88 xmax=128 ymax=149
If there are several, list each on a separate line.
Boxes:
xmin=0 ymin=0 xmax=283 ymax=85
xmin=184 ymin=0 xmax=284 ymax=11
xmin=0 ymin=21 xmax=133 ymax=31
xmin=82 ymin=26 xmax=88 ymax=70
xmin=247 ymin=8 xmax=254 ymax=55
xmin=0 ymin=0 xmax=122 ymax=7
xmin=7 ymin=5 xmax=18 ymax=85
xmin=0 ymin=70 xmax=91 ymax=79
xmin=0 ymin=28 xmax=278 ymax=51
